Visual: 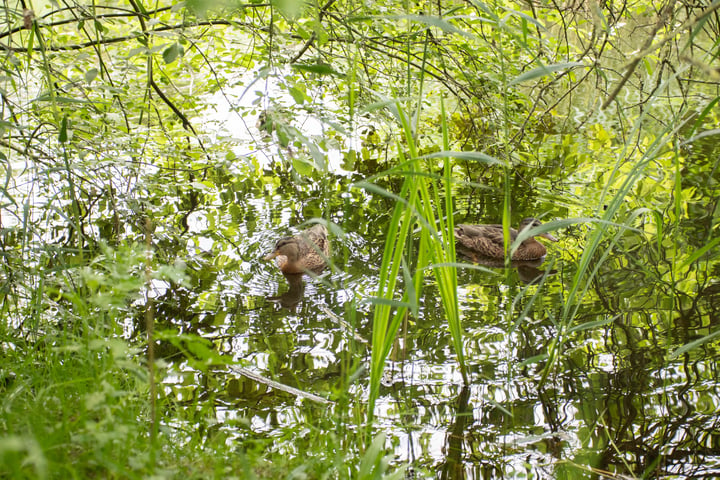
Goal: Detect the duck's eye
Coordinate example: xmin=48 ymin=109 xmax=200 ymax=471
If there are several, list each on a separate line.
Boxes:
xmin=276 ymin=239 xmax=292 ymax=249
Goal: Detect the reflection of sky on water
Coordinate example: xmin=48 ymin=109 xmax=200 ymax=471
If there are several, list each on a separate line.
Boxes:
xmin=201 ymin=67 xmax=351 ymax=174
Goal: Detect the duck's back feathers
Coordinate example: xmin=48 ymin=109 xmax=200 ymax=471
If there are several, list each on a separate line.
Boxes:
xmin=454 ymin=224 xmax=508 ymax=258
xmin=300 ymin=224 xmax=329 ymax=256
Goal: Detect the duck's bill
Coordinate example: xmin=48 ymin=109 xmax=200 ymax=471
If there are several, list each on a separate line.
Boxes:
xmin=264 ymin=251 xmax=279 ymax=260
xmin=540 ymin=233 xmax=558 ymax=242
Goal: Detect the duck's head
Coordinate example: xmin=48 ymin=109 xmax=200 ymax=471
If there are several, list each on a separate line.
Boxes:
xmin=519 ymin=218 xmax=558 ymax=242
xmin=264 ymin=237 xmax=300 ymax=262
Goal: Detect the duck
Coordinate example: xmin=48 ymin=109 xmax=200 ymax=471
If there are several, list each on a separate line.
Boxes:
xmin=454 ymin=218 xmax=557 ymax=261
xmin=264 ymin=224 xmax=329 ymax=274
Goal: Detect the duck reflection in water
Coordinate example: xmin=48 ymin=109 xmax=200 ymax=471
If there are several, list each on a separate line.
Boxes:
xmin=267 ymin=273 xmax=306 ymax=311
xmin=456 ymin=250 xmax=556 ymax=284
xmin=264 ymin=224 xmax=330 ymax=310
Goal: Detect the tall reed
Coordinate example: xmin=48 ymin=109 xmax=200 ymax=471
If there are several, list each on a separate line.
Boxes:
xmin=357 ymin=99 xmax=513 ymax=427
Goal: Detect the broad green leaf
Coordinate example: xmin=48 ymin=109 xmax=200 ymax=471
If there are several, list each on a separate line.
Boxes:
xmin=292 ymin=63 xmax=345 ymax=77
xmin=292 ymin=156 xmax=315 ymax=176
xmin=288 ymin=86 xmax=306 ymax=104
xmin=508 ymin=61 xmax=585 ymax=85
xmin=271 ymin=0 xmax=302 ymax=19
xmin=162 ymin=43 xmax=183 ymax=64
xmin=85 ymin=68 xmax=98 ymax=84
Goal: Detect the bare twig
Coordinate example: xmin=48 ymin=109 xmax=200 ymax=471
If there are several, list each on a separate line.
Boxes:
xmin=229 ymin=366 xmax=333 ymax=404
xmin=602 ymin=2 xmax=720 ymax=109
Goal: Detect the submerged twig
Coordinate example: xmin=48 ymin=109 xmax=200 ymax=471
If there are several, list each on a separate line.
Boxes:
xmin=229 ymin=366 xmax=333 ymax=405
xmin=318 ymin=304 xmax=368 ymax=344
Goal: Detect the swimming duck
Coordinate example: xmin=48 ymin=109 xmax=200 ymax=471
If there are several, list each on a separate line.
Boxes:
xmin=454 ymin=218 xmax=557 ymax=261
xmin=264 ymin=224 xmax=329 ymax=274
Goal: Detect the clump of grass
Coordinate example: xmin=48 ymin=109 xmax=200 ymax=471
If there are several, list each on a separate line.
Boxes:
xmin=356 ymin=98 xmax=517 ymax=425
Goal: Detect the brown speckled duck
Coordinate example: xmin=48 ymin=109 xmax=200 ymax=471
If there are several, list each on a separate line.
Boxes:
xmin=264 ymin=224 xmax=329 ymax=274
xmin=454 ymin=218 xmax=557 ymax=261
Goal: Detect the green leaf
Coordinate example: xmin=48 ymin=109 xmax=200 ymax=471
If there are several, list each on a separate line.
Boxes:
xmin=288 ymin=86 xmax=306 ymax=104
xmin=271 ymin=0 xmax=302 ymax=19
xmin=358 ymin=433 xmax=389 ymax=480
xmin=670 ymin=329 xmax=720 ymax=359
xmin=681 ymin=128 xmax=720 ymax=146
xmin=679 ymin=236 xmax=720 ymax=268
xmin=33 ymin=94 xmax=95 ymax=104
xmin=276 ymin=125 xmax=290 ymax=147
xmin=499 ymin=6 xmax=547 ymax=30
xmin=85 ymin=68 xmax=98 ymax=84
xmin=383 ymin=14 xmax=476 ymax=39
xmin=291 ymin=63 xmax=345 ymax=77
xmin=419 ymin=150 xmax=504 ymax=166
xmin=185 ymin=0 xmax=214 ymax=18
xmin=518 ymin=353 xmax=549 ymax=368
xmin=292 ymin=156 xmax=315 ymax=176
xmin=93 ymin=19 xmax=106 ymax=34
xmin=508 ymin=61 xmax=585 ymax=85
xmin=687 ymin=97 xmax=720 ymax=137
xmin=162 ymin=43 xmax=183 ymax=64
xmin=58 ymin=115 xmax=68 ymax=143
xmin=566 ymin=316 xmax=617 ymax=334
xmin=127 ymin=46 xmax=146 ymax=57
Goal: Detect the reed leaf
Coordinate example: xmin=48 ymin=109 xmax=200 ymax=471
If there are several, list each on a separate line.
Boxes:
xmin=363 ymin=99 xmax=468 ymax=427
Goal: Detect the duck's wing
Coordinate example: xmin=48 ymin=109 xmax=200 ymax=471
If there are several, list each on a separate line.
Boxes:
xmin=456 ymin=224 xmax=528 ymax=257
xmin=313 ymin=233 xmax=329 ymax=256
xmin=298 ymin=224 xmax=330 ymax=256
xmin=455 ymin=224 xmax=504 ymax=243
xmin=454 ymin=224 xmax=506 ymax=256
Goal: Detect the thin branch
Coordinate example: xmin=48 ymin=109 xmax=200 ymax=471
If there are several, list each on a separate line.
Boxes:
xmin=0 ymin=20 xmax=266 ymax=52
xmin=289 ymin=0 xmax=338 ymax=63
xmin=602 ymin=1 xmax=720 ymax=109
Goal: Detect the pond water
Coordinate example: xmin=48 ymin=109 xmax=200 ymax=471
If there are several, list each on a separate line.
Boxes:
xmin=3 ymin=71 xmax=716 ymax=476
xmin=1 ymin=51 xmax=715 ymax=475
xmin=140 ymin=114 xmax=720 ymax=478
xmin=71 ymin=68 xmax=710 ymax=477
